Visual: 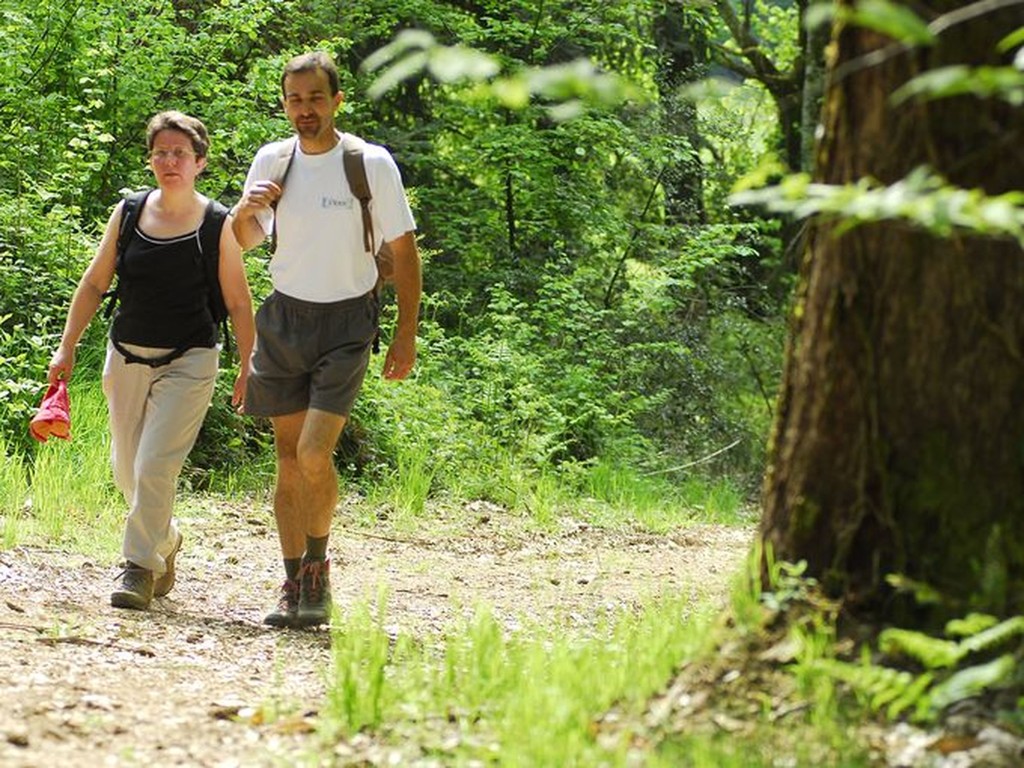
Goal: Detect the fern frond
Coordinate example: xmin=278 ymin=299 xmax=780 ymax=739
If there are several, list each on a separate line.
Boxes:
xmin=959 ymin=617 xmax=1024 ymax=655
xmin=879 ymin=628 xmax=963 ymax=669
xmin=886 ymin=672 xmax=934 ymax=721
xmin=811 ymin=658 xmax=928 ymax=716
xmin=945 ymin=613 xmax=999 ymax=638
xmin=929 ymin=654 xmax=1017 ymax=712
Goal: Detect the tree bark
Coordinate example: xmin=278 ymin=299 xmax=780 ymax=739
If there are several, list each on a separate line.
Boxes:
xmin=760 ymin=0 xmax=1024 ymax=621
xmin=799 ymin=7 xmax=829 ymax=171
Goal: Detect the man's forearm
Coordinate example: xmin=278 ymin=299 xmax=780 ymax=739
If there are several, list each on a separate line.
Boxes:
xmin=390 ymin=233 xmax=422 ymax=335
xmin=231 ymin=212 xmax=268 ymax=252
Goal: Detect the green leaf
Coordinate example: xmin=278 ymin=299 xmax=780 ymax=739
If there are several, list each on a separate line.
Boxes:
xmin=929 ymin=655 xmax=1017 ymax=712
xmin=362 ymin=29 xmax=435 ymax=74
xmin=959 ymin=616 xmax=1024 ymax=655
xmin=427 ymin=46 xmax=499 ymax=84
xmin=892 ymin=65 xmax=1024 ymax=106
xmin=879 ymin=628 xmax=963 ymax=669
xmin=996 ymin=27 xmax=1024 ymax=54
xmin=848 ymin=0 xmax=935 ymax=46
xmin=366 ymin=51 xmax=429 ymax=100
xmin=945 ymin=613 xmax=999 ymax=638
xmin=491 ymin=77 xmax=530 ymax=109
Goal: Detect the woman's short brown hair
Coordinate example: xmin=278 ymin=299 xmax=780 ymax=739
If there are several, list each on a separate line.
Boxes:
xmin=146 ymin=111 xmax=210 ymax=158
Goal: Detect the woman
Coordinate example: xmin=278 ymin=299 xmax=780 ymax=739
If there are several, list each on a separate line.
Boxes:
xmin=48 ymin=111 xmax=255 ymax=611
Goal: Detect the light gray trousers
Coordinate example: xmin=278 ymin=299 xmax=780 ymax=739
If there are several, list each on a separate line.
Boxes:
xmin=102 ymin=342 xmax=218 ymax=575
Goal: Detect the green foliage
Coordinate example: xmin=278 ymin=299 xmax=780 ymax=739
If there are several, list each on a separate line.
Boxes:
xmin=811 ymin=657 xmax=935 ymax=720
xmin=363 ymin=28 xmax=639 ymax=120
xmin=814 ymin=614 xmax=1024 ymax=723
xmin=892 ymin=65 xmax=1024 ymax=106
xmin=845 ymin=0 xmax=935 ymax=46
xmin=0 ymin=438 xmax=29 ymax=548
xmin=324 ymin=591 xmax=393 ymax=735
xmin=878 ymin=629 xmax=963 ymax=669
xmin=1 ymin=0 xmax=788 ymax=512
xmin=8 ymin=383 xmax=122 ymax=552
xmin=732 ymin=167 xmax=1024 ymax=244
xmin=928 ymin=655 xmax=1017 ymax=712
xmin=320 ymin=592 xmax=713 ymax=760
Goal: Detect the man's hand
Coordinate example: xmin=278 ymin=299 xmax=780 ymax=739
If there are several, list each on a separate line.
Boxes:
xmin=231 ymin=181 xmax=282 ymax=251
xmin=382 ymin=329 xmax=416 ymax=380
xmin=236 ymin=180 xmax=282 ymax=214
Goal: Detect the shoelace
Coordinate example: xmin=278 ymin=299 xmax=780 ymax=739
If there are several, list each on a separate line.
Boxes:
xmin=302 ymin=562 xmax=326 ymax=593
xmin=114 ymin=562 xmax=148 ymax=581
xmin=280 ymin=579 xmax=299 ymax=601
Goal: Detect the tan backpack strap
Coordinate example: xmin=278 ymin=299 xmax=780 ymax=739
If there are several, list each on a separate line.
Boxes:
xmin=267 ymin=137 xmax=298 ymax=253
xmin=340 ymin=134 xmax=375 ymax=255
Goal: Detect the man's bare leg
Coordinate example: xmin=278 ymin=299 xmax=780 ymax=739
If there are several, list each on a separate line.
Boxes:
xmin=271 ymin=411 xmax=308 ymax=561
xmin=265 ymin=408 xmax=346 ymax=627
xmin=294 ymin=408 xmax=348 ymax=538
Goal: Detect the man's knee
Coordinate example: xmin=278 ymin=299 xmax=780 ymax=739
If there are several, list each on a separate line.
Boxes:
xmin=296 ymin=443 xmax=335 ymax=480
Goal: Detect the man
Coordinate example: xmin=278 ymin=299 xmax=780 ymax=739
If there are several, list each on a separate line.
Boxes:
xmin=232 ymin=51 xmax=421 ymax=628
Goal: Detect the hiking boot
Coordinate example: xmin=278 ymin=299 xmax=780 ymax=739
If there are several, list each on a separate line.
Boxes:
xmin=111 ymin=562 xmax=154 ymax=610
xmin=153 ymin=530 xmax=183 ymax=598
xmin=264 ymin=578 xmax=300 ymax=628
xmin=296 ymin=559 xmax=332 ymax=627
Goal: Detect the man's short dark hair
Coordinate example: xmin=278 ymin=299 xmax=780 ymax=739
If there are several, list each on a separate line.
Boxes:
xmin=281 ymin=52 xmax=340 ymax=96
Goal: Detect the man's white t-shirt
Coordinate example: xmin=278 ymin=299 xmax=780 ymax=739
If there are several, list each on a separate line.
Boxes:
xmin=243 ymin=135 xmax=416 ymax=303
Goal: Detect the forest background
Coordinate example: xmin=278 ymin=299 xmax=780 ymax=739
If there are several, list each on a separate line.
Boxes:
xmin=5 ymin=1 xmax=1024 ymax=764
xmin=0 ymin=0 xmax=798 ymax=520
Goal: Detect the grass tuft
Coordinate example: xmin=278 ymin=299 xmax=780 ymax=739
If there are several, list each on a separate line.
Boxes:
xmin=321 ymin=592 xmax=715 ymax=764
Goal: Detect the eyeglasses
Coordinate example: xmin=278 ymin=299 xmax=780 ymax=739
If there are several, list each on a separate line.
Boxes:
xmin=150 ymin=148 xmax=196 ymax=163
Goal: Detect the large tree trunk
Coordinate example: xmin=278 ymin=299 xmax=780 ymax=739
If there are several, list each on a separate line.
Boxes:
xmin=760 ymin=0 xmax=1024 ymax=621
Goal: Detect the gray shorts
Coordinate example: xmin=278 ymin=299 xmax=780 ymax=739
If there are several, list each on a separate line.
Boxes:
xmin=245 ymin=290 xmax=377 ymax=418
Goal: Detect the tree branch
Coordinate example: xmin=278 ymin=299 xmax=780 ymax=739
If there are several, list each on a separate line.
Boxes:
xmin=713 ymin=0 xmax=783 ymax=80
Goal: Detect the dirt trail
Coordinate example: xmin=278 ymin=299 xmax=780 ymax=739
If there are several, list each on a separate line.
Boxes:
xmin=0 ymin=499 xmax=753 ymax=767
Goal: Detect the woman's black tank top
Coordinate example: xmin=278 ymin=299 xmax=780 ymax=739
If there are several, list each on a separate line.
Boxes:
xmin=111 ymin=223 xmax=217 ymax=350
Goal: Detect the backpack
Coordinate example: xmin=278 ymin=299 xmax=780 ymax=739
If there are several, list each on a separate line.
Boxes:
xmin=103 ymin=189 xmax=231 ymax=367
xmin=265 ymin=133 xmax=395 ymax=288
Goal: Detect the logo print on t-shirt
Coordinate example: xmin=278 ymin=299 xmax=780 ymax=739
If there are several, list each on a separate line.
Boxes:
xmin=321 ymin=196 xmax=354 ymax=210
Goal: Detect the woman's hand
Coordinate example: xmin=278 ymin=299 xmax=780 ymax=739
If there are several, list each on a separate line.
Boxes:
xmin=48 ymin=345 xmax=75 ymax=385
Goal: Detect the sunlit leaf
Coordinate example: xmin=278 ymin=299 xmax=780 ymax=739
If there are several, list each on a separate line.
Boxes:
xmin=879 ymin=628 xmax=963 ymax=669
xmin=546 ymin=100 xmax=585 ymax=122
xmin=491 ymin=77 xmax=530 ymax=109
xmin=959 ymin=616 xmax=1024 ymax=654
xmin=366 ymin=51 xmax=429 ymax=100
xmin=730 ymin=167 xmax=1024 ymax=244
xmin=929 ymin=655 xmax=1016 ymax=711
xmin=848 ymin=0 xmax=935 ymax=45
xmin=945 ymin=613 xmax=999 ymax=638
xmin=427 ymin=46 xmax=499 ymax=84
xmin=997 ymin=26 xmax=1024 ymax=54
xmin=892 ymin=65 xmax=1024 ymax=106
xmin=361 ymin=29 xmax=435 ymax=74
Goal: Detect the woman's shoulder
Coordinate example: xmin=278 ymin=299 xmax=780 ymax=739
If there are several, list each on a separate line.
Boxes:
xmin=197 ymin=193 xmax=230 ymax=215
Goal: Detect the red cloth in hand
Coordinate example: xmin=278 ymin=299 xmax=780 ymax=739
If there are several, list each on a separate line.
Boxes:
xmin=30 ymin=380 xmax=71 ymax=443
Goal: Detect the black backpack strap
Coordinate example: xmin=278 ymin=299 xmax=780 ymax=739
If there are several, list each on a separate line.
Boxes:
xmin=198 ymin=198 xmax=232 ymax=352
xmin=267 ymin=137 xmax=298 ymax=254
xmin=103 ymin=189 xmax=152 ymax=319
